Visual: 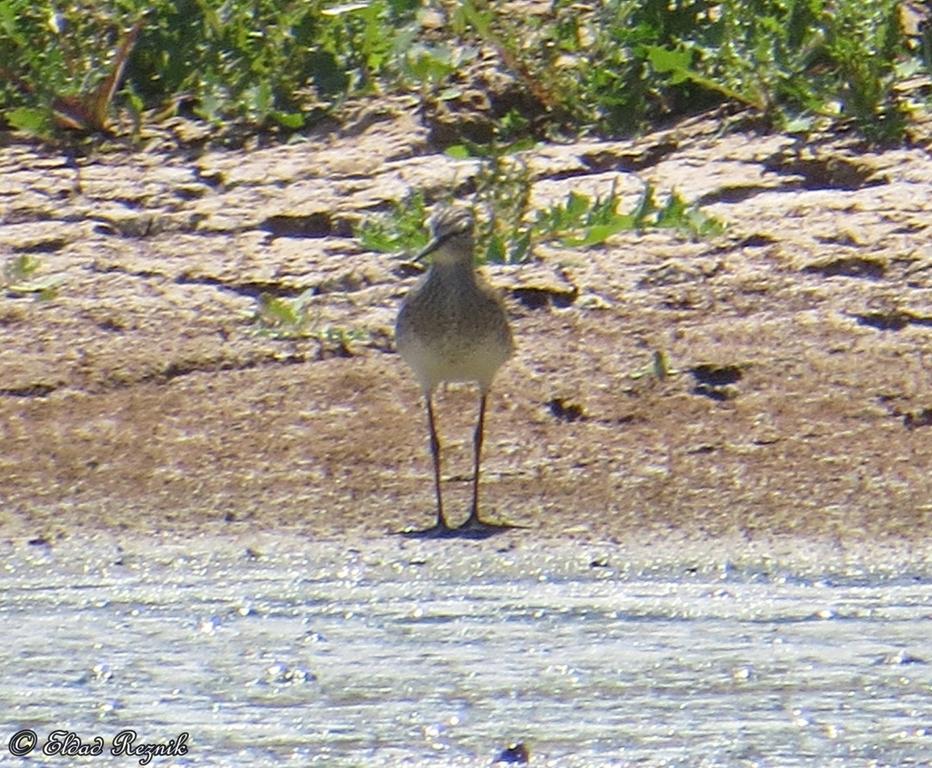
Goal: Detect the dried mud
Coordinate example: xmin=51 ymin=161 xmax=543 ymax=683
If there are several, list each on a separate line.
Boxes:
xmin=1 ymin=104 xmax=930 ymax=549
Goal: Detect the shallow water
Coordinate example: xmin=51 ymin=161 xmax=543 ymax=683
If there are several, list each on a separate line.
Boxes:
xmin=1 ymin=534 xmax=929 ymax=767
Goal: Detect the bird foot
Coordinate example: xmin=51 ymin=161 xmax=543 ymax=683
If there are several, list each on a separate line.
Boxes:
xmin=397 ymin=516 xmax=527 ymax=539
xmin=396 ymin=521 xmax=459 ymax=539
xmin=455 ymin=514 xmax=528 ymax=537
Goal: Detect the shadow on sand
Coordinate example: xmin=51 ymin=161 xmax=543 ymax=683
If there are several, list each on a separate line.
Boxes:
xmin=396 ymin=520 xmax=530 ymax=540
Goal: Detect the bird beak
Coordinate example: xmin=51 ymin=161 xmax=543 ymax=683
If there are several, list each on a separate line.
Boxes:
xmin=413 ymin=230 xmax=454 ymax=262
xmin=413 ymin=238 xmax=438 ymax=262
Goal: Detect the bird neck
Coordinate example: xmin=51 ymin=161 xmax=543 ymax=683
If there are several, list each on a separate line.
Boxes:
xmin=427 ymin=254 xmax=477 ymax=283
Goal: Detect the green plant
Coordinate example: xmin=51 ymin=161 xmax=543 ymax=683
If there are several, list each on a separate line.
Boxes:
xmin=2 ymin=254 xmax=64 ymax=299
xmin=820 ymin=0 xmax=907 ymax=140
xmin=449 ymin=0 xmax=919 ymax=141
xmin=135 ymin=0 xmax=420 ymax=129
xmin=3 ymin=254 xmax=40 ymax=284
xmin=320 ymin=325 xmax=366 ymax=345
xmin=467 ymin=140 xmax=535 ymax=264
xmin=538 ymin=183 xmax=725 ymax=247
xmin=1 ymin=4 xmax=143 ymax=137
xmin=358 ymin=177 xmax=724 ymax=271
xmin=450 ymin=0 xmax=568 ymax=118
xmin=0 ymin=0 xmax=423 ymax=137
xmin=401 ymin=40 xmax=477 ymax=96
xmin=250 ymin=289 xmax=366 ymax=349
xmin=534 ymin=185 xmax=627 ymax=243
xmin=638 ymin=0 xmax=909 ymax=139
xmin=252 ymin=291 xmax=313 ymax=338
xmin=355 ymin=191 xmax=429 ymax=255
xmin=1 ymin=0 xmax=923 ymax=143
xmin=650 ymin=187 xmax=727 ymax=239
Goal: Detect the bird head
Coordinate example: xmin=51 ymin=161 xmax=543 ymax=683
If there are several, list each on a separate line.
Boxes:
xmin=415 ymin=206 xmax=476 ymax=266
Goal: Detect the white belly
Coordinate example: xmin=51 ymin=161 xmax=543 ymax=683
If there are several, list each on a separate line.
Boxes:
xmin=398 ymin=334 xmax=511 ymax=393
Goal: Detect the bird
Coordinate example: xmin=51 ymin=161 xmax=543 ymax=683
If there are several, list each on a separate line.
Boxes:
xmin=395 ymin=205 xmax=515 ymax=534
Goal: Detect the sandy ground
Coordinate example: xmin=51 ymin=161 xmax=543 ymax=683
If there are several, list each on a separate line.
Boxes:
xmin=1 ymin=103 xmax=930 ymax=551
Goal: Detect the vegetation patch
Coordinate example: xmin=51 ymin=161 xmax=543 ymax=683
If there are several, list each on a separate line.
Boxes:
xmin=0 ymin=0 xmax=927 ymax=143
xmin=356 ymin=170 xmax=725 ymax=264
xmin=2 ymin=254 xmax=64 ymax=299
xmin=249 ymin=289 xmax=367 ymax=354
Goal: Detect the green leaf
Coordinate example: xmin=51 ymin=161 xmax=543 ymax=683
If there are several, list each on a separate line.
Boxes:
xmin=0 ymin=2 xmax=24 ymax=43
xmin=4 ymin=254 xmax=41 ymax=283
xmin=562 ymin=220 xmax=633 ymax=248
xmin=258 ymin=295 xmax=300 ymax=327
xmin=686 ymin=209 xmax=726 ymax=238
xmin=485 ymin=233 xmax=506 ymax=263
xmin=656 ymin=190 xmax=689 ymax=228
xmin=7 ymin=274 xmax=66 ymax=297
xmin=500 ymin=137 xmax=537 ymax=154
xmin=272 ymin=111 xmax=305 ymax=129
xmin=565 ymin=191 xmax=589 ymax=220
xmin=627 ymin=184 xmax=657 ymax=229
xmin=456 ymin=0 xmax=492 ymax=38
xmin=646 ymin=45 xmax=693 ymax=84
xmin=405 ymin=43 xmax=456 ymax=84
xmin=356 ymin=190 xmax=429 ymax=253
xmin=6 ymin=107 xmax=53 ymax=137
xmin=245 ymin=81 xmax=273 ymax=121
xmin=444 ymin=144 xmax=472 ymax=159
xmin=784 ymin=115 xmax=815 ymax=133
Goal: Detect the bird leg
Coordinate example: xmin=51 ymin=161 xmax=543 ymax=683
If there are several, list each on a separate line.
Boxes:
xmin=460 ymin=392 xmax=523 ymax=533
xmin=426 ymin=393 xmax=449 ymax=530
xmin=464 ymin=392 xmax=487 ymax=527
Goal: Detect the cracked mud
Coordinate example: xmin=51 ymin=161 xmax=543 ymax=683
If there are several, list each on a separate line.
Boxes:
xmin=1 ymin=105 xmax=930 ymax=546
